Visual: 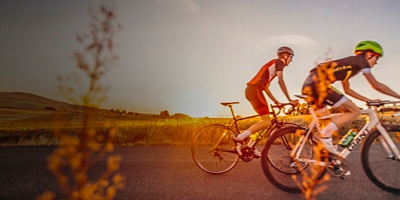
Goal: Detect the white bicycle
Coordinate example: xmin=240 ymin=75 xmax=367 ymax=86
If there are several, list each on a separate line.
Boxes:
xmin=261 ymin=100 xmax=400 ymax=194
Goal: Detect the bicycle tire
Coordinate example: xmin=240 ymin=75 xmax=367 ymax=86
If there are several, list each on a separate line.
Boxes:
xmin=361 ymin=124 xmax=400 ymax=194
xmin=191 ymin=124 xmax=239 ymax=174
xmin=261 ymin=126 xmax=325 ymax=193
xmin=269 ymin=122 xmax=301 ymax=137
xmin=268 ymin=126 xmax=311 ymax=173
xmin=257 ymin=122 xmax=300 ymax=145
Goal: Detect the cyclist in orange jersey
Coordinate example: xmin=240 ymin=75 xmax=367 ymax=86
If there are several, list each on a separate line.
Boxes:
xmin=235 ymin=46 xmax=299 ymax=157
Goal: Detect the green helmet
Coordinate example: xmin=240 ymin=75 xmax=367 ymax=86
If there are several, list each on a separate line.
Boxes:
xmin=354 ymin=40 xmax=383 ymax=57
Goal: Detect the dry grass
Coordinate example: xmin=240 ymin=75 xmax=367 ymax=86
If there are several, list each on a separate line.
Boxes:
xmin=2 ymin=106 xmax=400 ymax=147
xmin=0 ymin=108 xmax=227 ymax=146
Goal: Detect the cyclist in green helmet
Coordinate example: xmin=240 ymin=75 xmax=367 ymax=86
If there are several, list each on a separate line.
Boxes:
xmin=301 ymin=40 xmax=400 ymax=155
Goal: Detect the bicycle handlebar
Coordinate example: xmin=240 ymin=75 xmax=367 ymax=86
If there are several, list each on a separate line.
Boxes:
xmin=366 ymin=100 xmax=400 ymax=107
xmin=271 ymin=103 xmax=296 ymax=115
xmin=366 ymin=100 xmax=400 ymax=117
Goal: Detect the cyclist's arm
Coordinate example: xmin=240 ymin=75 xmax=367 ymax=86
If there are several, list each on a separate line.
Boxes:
xmin=264 ymin=84 xmax=279 ymax=104
xmin=341 ymin=81 xmax=370 ymax=102
xmin=276 ymin=71 xmax=296 ymax=104
xmin=364 ymin=73 xmax=400 ymax=99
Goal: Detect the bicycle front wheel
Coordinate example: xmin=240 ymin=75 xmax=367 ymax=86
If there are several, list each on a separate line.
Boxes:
xmin=261 ymin=126 xmax=323 ymax=193
xmin=191 ymin=124 xmax=239 ymax=174
xmin=361 ymin=125 xmax=400 ymax=194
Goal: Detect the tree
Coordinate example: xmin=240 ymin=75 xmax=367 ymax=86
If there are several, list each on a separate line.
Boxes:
xmin=160 ymin=110 xmax=170 ymax=117
xmin=172 ymin=113 xmax=191 ymax=119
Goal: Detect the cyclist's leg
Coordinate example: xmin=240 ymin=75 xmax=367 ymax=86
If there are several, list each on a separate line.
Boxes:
xmin=317 ymin=85 xmax=361 ymax=131
xmin=247 ymin=114 xmax=271 ymax=134
xmin=314 ymin=87 xmax=346 ymax=154
xmin=331 ymin=99 xmax=361 ymax=128
xmin=244 ymin=114 xmax=270 ymax=157
xmin=315 ymin=99 xmax=361 ymax=156
xmin=315 ymin=107 xmax=332 ymax=128
xmin=235 ymin=85 xmax=271 ymax=156
xmin=236 ymin=85 xmax=271 ymax=141
xmin=302 ymin=78 xmax=352 ymax=154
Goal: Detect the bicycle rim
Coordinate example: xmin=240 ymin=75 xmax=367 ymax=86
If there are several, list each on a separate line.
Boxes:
xmin=361 ymin=129 xmax=400 ymax=194
xmin=191 ymin=124 xmax=239 ymax=174
xmin=261 ymin=126 xmax=324 ymax=193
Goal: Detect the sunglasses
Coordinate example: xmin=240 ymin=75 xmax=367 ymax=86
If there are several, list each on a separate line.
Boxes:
xmin=372 ymin=53 xmax=380 ymax=60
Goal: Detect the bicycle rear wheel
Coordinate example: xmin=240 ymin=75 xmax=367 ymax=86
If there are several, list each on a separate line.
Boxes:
xmin=361 ymin=125 xmax=400 ymax=194
xmin=191 ymin=124 xmax=239 ymax=174
xmin=261 ymin=126 xmax=324 ymax=193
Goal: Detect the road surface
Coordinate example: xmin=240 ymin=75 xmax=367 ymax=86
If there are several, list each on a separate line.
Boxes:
xmin=0 ymin=146 xmax=398 ymax=199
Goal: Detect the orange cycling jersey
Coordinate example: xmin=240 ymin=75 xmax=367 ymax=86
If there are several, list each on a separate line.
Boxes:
xmin=247 ymin=59 xmax=285 ymax=90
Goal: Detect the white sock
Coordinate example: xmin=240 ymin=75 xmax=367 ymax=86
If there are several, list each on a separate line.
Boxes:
xmin=320 ymin=122 xmax=338 ymax=138
xmin=237 ymin=130 xmax=252 ymax=141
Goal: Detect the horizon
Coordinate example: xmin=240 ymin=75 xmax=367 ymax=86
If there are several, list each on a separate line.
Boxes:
xmin=0 ymin=91 xmax=196 ymax=116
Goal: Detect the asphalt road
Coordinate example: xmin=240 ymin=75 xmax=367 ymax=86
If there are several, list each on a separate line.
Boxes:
xmin=0 ymin=146 xmax=398 ymax=200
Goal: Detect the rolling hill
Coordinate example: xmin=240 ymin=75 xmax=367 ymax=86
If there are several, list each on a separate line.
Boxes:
xmin=0 ymin=92 xmax=159 ymax=119
xmin=0 ymin=92 xmax=102 ymax=112
xmin=0 ymin=92 xmax=126 ymax=124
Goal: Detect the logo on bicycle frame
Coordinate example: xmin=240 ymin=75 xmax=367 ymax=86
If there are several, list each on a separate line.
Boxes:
xmin=348 ymin=129 xmax=369 ymax=151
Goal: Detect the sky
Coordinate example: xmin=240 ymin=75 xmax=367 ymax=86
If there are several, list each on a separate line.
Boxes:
xmin=1 ymin=0 xmax=400 ymax=117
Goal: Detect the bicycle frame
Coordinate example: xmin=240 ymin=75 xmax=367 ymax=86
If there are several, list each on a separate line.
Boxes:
xmin=341 ymin=108 xmax=400 ymax=160
xmin=291 ymin=102 xmax=400 ymax=166
xmin=210 ymin=102 xmax=296 ymax=158
xmin=193 ymin=102 xmax=300 ymax=174
xmin=224 ymin=103 xmax=294 ymax=145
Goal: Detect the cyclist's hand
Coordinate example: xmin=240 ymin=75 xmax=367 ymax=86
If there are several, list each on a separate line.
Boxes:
xmin=289 ymin=99 xmax=299 ymax=106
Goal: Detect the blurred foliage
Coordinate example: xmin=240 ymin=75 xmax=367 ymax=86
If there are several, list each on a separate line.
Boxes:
xmin=38 ymin=1 xmax=124 ymax=199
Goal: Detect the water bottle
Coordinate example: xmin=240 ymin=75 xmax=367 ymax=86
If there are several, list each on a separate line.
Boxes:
xmin=249 ymin=132 xmax=261 ymax=141
xmin=338 ymin=129 xmax=358 ymax=147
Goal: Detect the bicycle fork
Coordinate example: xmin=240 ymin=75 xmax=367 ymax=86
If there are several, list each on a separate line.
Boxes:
xmin=376 ymin=124 xmax=400 ymax=160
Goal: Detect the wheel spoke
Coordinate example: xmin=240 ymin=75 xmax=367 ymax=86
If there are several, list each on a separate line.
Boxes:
xmin=362 ymin=130 xmax=400 ymax=194
xmin=261 ymin=126 xmax=324 ymax=193
xmin=192 ymin=124 xmax=239 ymax=174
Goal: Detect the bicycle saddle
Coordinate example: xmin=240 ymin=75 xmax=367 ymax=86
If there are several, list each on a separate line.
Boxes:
xmin=220 ymin=102 xmax=240 ymax=106
xmin=294 ymin=94 xmax=308 ymax=99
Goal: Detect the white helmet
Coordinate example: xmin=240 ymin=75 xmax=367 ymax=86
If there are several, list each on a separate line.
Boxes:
xmin=277 ymin=46 xmax=294 ymax=56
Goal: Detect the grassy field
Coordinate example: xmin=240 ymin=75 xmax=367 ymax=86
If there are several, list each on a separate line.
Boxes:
xmin=1 ymin=107 xmax=400 ymax=146
xmin=0 ymin=108 xmax=228 ymax=146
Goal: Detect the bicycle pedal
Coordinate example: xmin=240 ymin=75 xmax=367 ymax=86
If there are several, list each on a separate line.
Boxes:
xmin=340 ymin=171 xmax=351 ymax=180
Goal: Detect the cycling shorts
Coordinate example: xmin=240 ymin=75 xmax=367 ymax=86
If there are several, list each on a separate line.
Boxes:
xmin=301 ymin=71 xmax=347 ymax=109
xmin=245 ymin=85 xmax=269 ymax=115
